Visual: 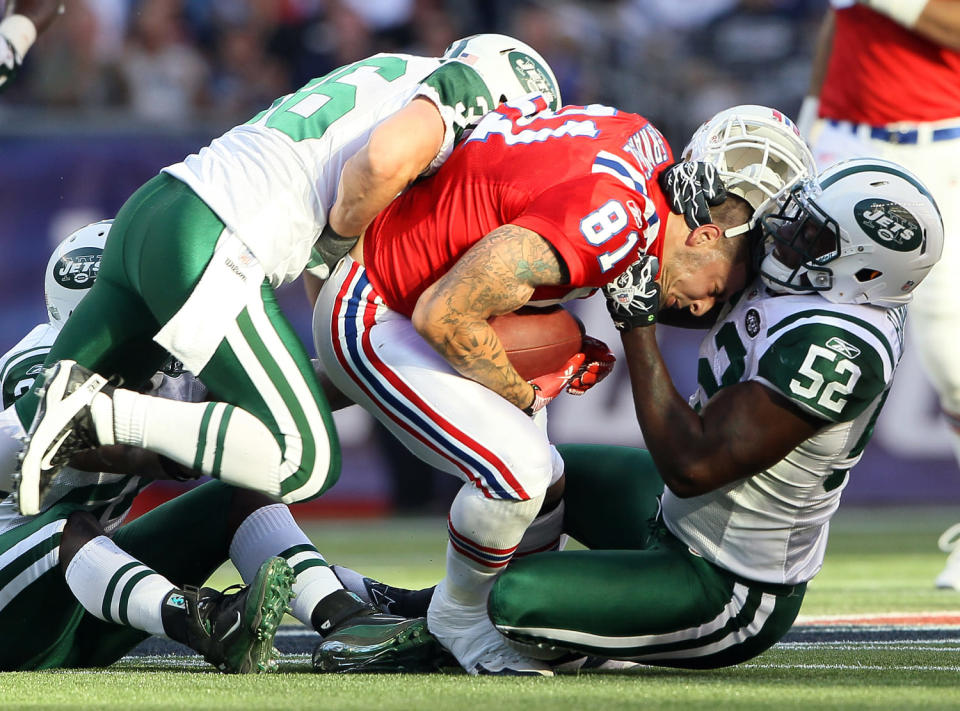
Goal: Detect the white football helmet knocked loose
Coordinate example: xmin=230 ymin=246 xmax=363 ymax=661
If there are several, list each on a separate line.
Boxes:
xmin=443 ymin=33 xmax=561 ymax=112
xmin=683 ymin=105 xmax=817 ymax=233
xmin=45 ymin=219 xmax=112 ymax=328
xmin=760 ymin=158 xmax=943 ymax=307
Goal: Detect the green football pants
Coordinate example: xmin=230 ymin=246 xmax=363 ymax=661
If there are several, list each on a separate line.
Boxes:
xmin=15 ymin=173 xmax=340 ymax=502
xmin=488 ymin=444 xmax=806 ymax=668
xmin=0 ymin=480 xmax=240 ymax=671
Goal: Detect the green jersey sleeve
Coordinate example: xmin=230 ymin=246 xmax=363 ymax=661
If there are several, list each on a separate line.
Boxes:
xmin=0 ymin=348 xmax=49 ymax=409
xmin=756 ymin=323 xmax=888 ymax=423
xmin=419 ymin=61 xmax=496 ymax=145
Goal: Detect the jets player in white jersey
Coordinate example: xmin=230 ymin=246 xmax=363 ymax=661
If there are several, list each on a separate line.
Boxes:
xmin=13 ymin=36 xmax=560 ymax=525
xmin=480 ymin=158 xmax=943 ymax=667
xmin=0 ymin=222 xmax=446 ymax=673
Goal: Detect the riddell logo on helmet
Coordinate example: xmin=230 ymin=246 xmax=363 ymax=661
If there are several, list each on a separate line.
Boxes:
xmin=853 ymin=199 xmax=922 ymax=252
xmin=54 ymin=248 xmax=102 ymax=289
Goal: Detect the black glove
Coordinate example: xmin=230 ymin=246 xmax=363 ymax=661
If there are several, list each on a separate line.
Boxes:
xmin=603 ymin=256 xmax=660 ymax=331
xmin=310 ymin=223 xmax=360 ymax=280
xmin=660 ymin=161 xmax=728 ymax=230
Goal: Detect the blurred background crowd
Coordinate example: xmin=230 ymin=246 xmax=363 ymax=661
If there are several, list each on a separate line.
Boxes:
xmin=1 ymin=0 xmax=827 ymax=149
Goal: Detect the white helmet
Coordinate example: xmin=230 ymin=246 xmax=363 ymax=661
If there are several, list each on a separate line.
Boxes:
xmin=683 ymin=105 xmax=817 ymax=233
xmin=760 ymin=158 xmax=943 ymax=307
xmin=45 ymin=219 xmax=112 ymax=328
xmin=443 ymin=33 xmax=561 ymax=111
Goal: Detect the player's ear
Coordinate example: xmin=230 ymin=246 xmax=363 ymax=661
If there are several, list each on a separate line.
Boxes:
xmin=686 ymin=223 xmax=723 ymax=247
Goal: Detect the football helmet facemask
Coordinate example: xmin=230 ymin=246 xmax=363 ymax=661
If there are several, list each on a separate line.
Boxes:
xmin=443 ymin=33 xmax=561 ymax=111
xmin=683 ymin=105 xmax=816 ymax=234
xmin=45 ymin=219 xmax=112 ymax=328
xmin=759 ymin=158 xmax=943 ymax=307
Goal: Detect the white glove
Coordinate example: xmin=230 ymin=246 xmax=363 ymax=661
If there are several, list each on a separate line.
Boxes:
xmin=0 ymin=15 xmax=37 ymax=91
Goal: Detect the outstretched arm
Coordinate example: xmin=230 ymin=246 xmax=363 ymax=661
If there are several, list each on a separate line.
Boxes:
xmin=798 ymin=8 xmax=835 ymax=136
xmin=618 ymin=326 xmax=824 ymax=497
xmin=913 ymin=0 xmax=960 ymax=50
xmin=412 ymin=224 xmax=568 ymax=411
xmin=0 ymin=0 xmax=63 ymax=91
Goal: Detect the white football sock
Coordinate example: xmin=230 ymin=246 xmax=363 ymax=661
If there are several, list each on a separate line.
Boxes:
xmin=229 ymin=504 xmax=342 ymax=626
xmin=106 ymin=389 xmax=283 ymax=497
xmin=65 ymin=536 xmax=174 ymax=637
xmin=443 ymin=485 xmax=544 ymax=607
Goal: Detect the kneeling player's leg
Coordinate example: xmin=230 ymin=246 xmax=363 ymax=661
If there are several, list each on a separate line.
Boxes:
xmin=558 ymin=444 xmax=664 ymax=550
xmin=489 ymin=536 xmax=805 ymax=669
xmin=0 ymin=506 xmax=88 ymax=671
xmin=317 ymin=275 xmax=552 ymax=673
xmin=66 ymin=482 xmax=295 ymax=672
xmin=95 ymin=193 xmax=339 ymax=502
xmin=99 ymin=286 xmax=341 ymax=502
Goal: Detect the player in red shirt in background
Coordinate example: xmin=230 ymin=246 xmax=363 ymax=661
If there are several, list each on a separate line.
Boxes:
xmin=312 ymin=96 xmax=756 ymax=675
xmin=797 ymin=0 xmax=960 ymax=589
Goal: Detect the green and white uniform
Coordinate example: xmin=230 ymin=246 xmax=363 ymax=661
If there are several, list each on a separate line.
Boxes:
xmin=666 ymin=279 xmax=905 ymax=585
xmin=0 ymin=326 xmax=237 ymax=671
xmin=490 ymin=279 xmax=904 ymax=667
xmin=164 ymin=55 xmax=509 ymax=286
xmin=16 ymin=52 xmax=555 ymax=505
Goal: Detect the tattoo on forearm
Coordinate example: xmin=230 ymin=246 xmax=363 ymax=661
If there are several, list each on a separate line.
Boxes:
xmin=421 ymin=224 xmax=566 ymax=407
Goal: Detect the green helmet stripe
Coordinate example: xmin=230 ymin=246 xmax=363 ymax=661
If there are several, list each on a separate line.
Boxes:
xmin=820 ymin=162 xmax=941 ymax=222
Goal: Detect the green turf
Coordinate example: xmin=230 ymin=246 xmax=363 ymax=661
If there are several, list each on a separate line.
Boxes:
xmin=2 ymin=506 xmax=959 ymax=709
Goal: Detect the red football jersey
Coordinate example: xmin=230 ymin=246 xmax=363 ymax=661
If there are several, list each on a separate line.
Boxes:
xmin=363 ymin=99 xmax=674 ymax=316
xmin=820 ymin=5 xmax=960 ymax=124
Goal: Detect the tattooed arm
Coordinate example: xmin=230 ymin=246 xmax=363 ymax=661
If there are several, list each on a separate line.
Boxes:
xmin=411 ymin=224 xmax=568 ymax=409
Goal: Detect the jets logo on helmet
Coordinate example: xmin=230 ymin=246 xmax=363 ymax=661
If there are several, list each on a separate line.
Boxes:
xmin=443 ymin=34 xmax=561 ymax=111
xmin=853 ymin=199 xmax=923 ymax=252
xmin=45 ymin=219 xmax=112 ymax=328
xmin=759 ymin=158 xmax=943 ymax=307
xmin=52 ymin=247 xmax=101 ymax=289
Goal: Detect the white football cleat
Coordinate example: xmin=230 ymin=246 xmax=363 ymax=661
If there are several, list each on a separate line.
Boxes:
xmin=16 ymin=360 xmax=110 ymax=515
xmin=935 ymin=523 xmax=960 ymax=590
xmin=426 ymin=580 xmax=553 ymax=677
xmin=552 ymin=655 xmax=640 ymax=673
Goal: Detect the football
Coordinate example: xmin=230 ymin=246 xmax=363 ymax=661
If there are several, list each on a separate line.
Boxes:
xmin=489 ymin=305 xmax=584 ymax=380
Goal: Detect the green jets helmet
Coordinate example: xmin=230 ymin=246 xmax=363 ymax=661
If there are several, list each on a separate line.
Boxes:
xmin=760 ymin=158 xmax=943 ymax=307
xmin=683 ymin=105 xmax=816 ymax=234
xmin=443 ymin=33 xmax=561 ymax=111
xmin=45 ymin=219 xmax=111 ymax=328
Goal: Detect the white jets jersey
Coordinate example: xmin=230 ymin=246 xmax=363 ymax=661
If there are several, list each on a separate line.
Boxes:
xmin=163 ymin=55 xmax=504 ymax=286
xmin=663 ymin=279 xmax=906 ymax=585
xmin=0 ymin=324 xmax=207 ymax=535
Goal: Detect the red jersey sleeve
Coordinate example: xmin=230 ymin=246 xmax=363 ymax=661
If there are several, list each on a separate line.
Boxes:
xmin=510 ymin=173 xmax=663 ymax=288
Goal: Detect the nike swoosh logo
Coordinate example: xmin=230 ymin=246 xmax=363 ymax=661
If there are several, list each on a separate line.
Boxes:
xmin=39 ymin=430 xmax=72 ymax=471
xmin=219 ymin=612 xmax=242 ymax=641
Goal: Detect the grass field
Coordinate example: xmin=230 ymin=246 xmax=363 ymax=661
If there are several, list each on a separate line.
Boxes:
xmin=3 ymin=506 xmax=960 ymax=710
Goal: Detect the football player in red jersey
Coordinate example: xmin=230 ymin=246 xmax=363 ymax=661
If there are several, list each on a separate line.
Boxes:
xmin=798 ymin=0 xmax=960 ymax=590
xmin=312 ymin=96 xmax=756 ymax=675
xmin=0 ymin=0 xmax=63 ymax=92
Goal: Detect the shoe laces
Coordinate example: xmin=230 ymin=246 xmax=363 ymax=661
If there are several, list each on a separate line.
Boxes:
xmin=196 ymin=584 xmax=245 ymax=628
xmin=937 ymin=522 xmax=960 ymax=553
